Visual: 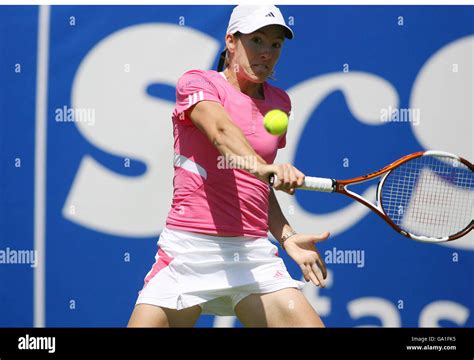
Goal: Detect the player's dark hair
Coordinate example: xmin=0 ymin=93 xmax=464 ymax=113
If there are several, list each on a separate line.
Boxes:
xmin=217 ymin=32 xmax=241 ymax=72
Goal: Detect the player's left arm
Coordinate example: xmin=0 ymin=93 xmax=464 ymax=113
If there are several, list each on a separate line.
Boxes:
xmin=268 ymin=188 xmax=296 ymax=244
xmin=268 ymin=188 xmax=329 ymax=287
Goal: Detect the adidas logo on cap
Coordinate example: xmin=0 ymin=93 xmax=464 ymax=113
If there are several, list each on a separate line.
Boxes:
xmin=265 ymin=12 xmax=275 ymax=17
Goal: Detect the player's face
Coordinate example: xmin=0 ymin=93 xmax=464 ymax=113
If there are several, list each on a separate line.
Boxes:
xmin=230 ymin=25 xmax=285 ymax=83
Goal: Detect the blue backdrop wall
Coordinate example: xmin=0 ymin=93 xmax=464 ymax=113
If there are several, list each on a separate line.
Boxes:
xmin=0 ymin=5 xmax=472 ymax=327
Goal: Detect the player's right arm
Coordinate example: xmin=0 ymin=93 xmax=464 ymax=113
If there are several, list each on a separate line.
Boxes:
xmin=187 ymin=101 xmax=304 ymax=192
xmin=187 ymin=101 xmax=265 ymax=173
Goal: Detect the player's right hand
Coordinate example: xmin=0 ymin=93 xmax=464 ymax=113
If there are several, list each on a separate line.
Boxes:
xmin=256 ymin=163 xmax=305 ymax=195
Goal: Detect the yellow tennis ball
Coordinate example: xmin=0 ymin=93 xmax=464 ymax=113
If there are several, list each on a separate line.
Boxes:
xmin=263 ymin=109 xmax=288 ymax=136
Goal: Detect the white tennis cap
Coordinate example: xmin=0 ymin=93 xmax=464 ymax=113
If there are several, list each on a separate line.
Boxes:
xmin=226 ymin=5 xmax=294 ymax=39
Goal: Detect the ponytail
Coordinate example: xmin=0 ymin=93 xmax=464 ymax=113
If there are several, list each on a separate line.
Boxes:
xmin=216 ymin=32 xmax=241 ymax=72
xmin=217 ymin=49 xmax=226 ymax=72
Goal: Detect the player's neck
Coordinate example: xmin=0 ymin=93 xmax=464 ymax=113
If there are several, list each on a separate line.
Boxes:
xmin=223 ymin=68 xmax=264 ymax=100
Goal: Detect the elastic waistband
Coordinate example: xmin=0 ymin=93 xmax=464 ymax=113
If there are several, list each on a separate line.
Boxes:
xmin=161 ymin=227 xmax=264 ymax=243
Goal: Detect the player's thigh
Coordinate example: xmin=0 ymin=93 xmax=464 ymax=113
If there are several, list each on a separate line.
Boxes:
xmin=234 ymin=287 xmax=324 ymax=327
xmin=127 ymin=303 xmax=202 ymax=328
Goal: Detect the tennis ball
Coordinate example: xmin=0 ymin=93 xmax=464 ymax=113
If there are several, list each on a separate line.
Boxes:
xmin=263 ymin=109 xmax=288 ymax=136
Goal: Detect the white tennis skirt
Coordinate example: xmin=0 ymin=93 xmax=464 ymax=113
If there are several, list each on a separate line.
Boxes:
xmin=135 ymin=227 xmax=304 ymax=316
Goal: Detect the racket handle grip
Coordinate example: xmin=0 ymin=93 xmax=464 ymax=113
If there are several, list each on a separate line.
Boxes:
xmin=302 ymin=176 xmax=336 ymax=192
xmin=269 ymin=175 xmax=335 ymax=193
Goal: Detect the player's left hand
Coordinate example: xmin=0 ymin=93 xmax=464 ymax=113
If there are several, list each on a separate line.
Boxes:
xmin=283 ymin=232 xmax=329 ymax=287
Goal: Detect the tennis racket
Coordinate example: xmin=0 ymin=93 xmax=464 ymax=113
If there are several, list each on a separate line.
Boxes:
xmin=270 ymin=150 xmax=473 ymax=243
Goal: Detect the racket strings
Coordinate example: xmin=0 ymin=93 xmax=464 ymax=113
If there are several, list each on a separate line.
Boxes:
xmin=381 ymin=155 xmax=473 ymax=238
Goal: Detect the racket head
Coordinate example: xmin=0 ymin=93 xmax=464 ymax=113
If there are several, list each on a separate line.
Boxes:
xmin=377 ymin=151 xmax=473 ymax=242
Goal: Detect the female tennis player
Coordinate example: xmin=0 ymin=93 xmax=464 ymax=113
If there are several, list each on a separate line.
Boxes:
xmin=128 ymin=5 xmax=330 ymax=328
